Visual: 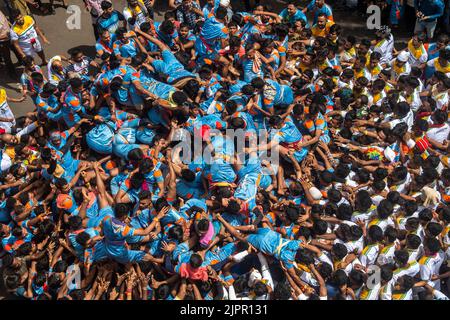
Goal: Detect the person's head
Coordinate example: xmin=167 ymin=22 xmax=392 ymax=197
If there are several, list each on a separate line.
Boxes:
xmin=287 ymin=3 xmax=297 ymax=15
xmin=312 ymin=219 xmax=328 ymax=236
xmin=390 ymin=166 xmax=408 ymax=183
xmin=368 ymin=225 xmax=383 ymax=243
xmin=31 ymin=72 xmax=44 ymax=86
xmin=273 ymin=281 xmax=292 ymax=300
xmin=424 ymin=237 xmax=441 ymax=255
xmin=331 ymin=243 xmax=348 ymax=260
xmin=436 ymin=34 xmax=449 ymax=49
xmin=180 ymin=168 xmax=196 ymax=182
xmin=384 ymin=226 xmax=397 ymax=244
xmin=327 ymin=188 xmax=342 ymax=204
xmin=42 ymin=82 xmax=57 ymax=98
xmin=438 ymin=48 xmax=450 ymax=66
xmin=160 ymin=19 xmax=175 ymax=35
xmin=380 ymin=265 xmax=393 ymax=285
xmin=129 ymin=172 xmax=145 ymax=190
xmin=268 ymin=115 xmax=284 ymax=129
xmin=349 ymin=269 xmax=365 ymax=289
xmin=253 ymin=281 xmax=269 ymax=297
xmin=355 ymin=190 xmax=373 ymax=212
xmin=154 ymin=197 xmax=170 ymax=212
xmin=69 ymin=77 xmax=84 ymax=93
xmin=250 ymin=77 xmax=265 ymax=92
xmin=114 ymin=203 xmax=130 ymax=220
xmin=331 ymin=269 xmax=348 ymax=287
xmin=68 ymin=216 xmax=83 ymax=231
xmin=215 ymin=6 xmax=228 ymax=22
xmin=189 ymin=253 xmax=203 ymax=269
xmin=101 ymin=0 xmax=113 ymax=15
xmin=2 ymin=253 xmax=22 ymax=269
xmin=393 ymin=249 xmax=409 ymax=267
xmin=70 ymin=48 xmax=84 ymax=63
xmin=75 ymin=231 xmax=93 ymax=248
xmin=179 ymin=23 xmax=190 ymax=38
xmin=155 ymin=284 xmax=171 ymax=300
xmin=316 ymin=0 xmax=325 ymax=7
xmin=394 ymin=275 xmax=415 ymax=293
xmin=127 ymin=148 xmax=144 ymax=162
xmin=226 ymin=199 xmax=241 ymax=214
xmin=115 ymin=27 xmax=129 ymax=43
xmin=23 ymin=55 xmax=36 ymax=69
xmin=316 ymin=13 xmax=328 ymax=29
xmin=369 ymin=52 xmax=381 ymax=69
xmin=11 ymin=9 xmax=24 ymax=25
xmin=405 ymin=233 xmax=421 ymax=250
xmin=137 ymin=190 xmax=152 ymax=210
xmin=431 ymin=109 xmax=448 ymax=125
xmin=127 ymin=0 xmax=139 ymax=7
xmin=377 ymin=200 xmax=394 ymax=220
xmin=172 ymin=91 xmax=188 ymax=107
xmin=195 ymin=219 xmax=210 ymax=237
xmin=55 ymin=177 xmax=70 ymax=193
xmin=412 ymin=32 xmax=426 ymax=47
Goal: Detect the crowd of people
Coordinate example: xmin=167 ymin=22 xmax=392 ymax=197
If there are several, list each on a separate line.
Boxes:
xmin=0 ymin=0 xmax=450 ymax=300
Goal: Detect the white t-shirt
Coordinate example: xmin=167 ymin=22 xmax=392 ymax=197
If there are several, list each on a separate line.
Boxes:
xmin=427 ymin=123 xmax=450 ymax=144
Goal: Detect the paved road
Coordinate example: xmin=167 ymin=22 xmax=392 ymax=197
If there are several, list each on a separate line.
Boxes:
xmin=0 ymin=0 xmax=410 ymax=117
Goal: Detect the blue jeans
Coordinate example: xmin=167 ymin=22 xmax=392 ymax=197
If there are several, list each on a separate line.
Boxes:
xmin=414 ymin=19 xmax=438 ymax=39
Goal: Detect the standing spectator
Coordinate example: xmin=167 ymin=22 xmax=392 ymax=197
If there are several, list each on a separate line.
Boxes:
xmin=9 ymin=9 xmax=49 ymax=66
xmin=0 ymin=87 xmax=24 ymax=135
xmin=84 ymin=0 xmax=105 ymax=40
xmin=0 ymin=10 xmax=17 ymax=79
xmin=442 ymin=0 xmax=450 ymax=33
xmin=96 ymin=1 xmax=126 ymax=37
xmin=404 ymin=0 xmax=416 ymax=32
xmin=303 ymin=0 xmax=334 ymax=25
xmin=175 ymin=0 xmax=202 ymax=30
xmin=414 ymin=0 xmax=445 ymax=40
xmin=123 ymin=0 xmax=149 ymax=31
xmin=143 ymin=0 xmax=154 ymax=19
xmin=279 ymin=1 xmax=309 ymax=28
xmin=9 ymin=0 xmax=33 ymax=17
xmin=386 ymin=0 xmax=404 ymax=28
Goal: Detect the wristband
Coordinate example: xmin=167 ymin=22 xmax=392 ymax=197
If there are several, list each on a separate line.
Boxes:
xmin=406 ymin=139 xmax=416 ymax=149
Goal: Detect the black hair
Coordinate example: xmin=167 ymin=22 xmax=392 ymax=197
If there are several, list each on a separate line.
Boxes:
xmin=114 ymin=203 xmax=130 ymax=219
xmin=426 ymin=222 xmax=444 ymax=237
xmin=424 ymin=237 xmax=441 ymax=255
xmin=331 ymin=269 xmax=348 ymax=287
xmin=254 ymin=282 xmax=268 ymax=297
xmin=332 ymin=243 xmax=348 ymax=260
xmin=216 ymin=6 xmax=228 ymax=20
xmin=101 ymin=0 xmax=112 ymax=10
xmin=405 ymin=233 xmax=421 ymax=250
xmin=377 ymin=200 xmax=394 ymax=220
xmin=75 ymin=232 xmax=91 ymax=247
xmin=327 ymin=188 xmax=342 ymax=203
xmin=355 ymin=190 xmax=373 ymax=212
xmin=189 ymin=253 xmax=203 ymax=268
xmin=394 ymin=249 xmax=409 ymax=265
xmin=418 ymin=208 xmax=433 ymax=222
xmin=312 ymin=220 xmax=328 ymax=236
xmin=336 ymin=204 xmax=353 ymax=221
xmin=368 ymin=225 xmax=383 ymax=242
